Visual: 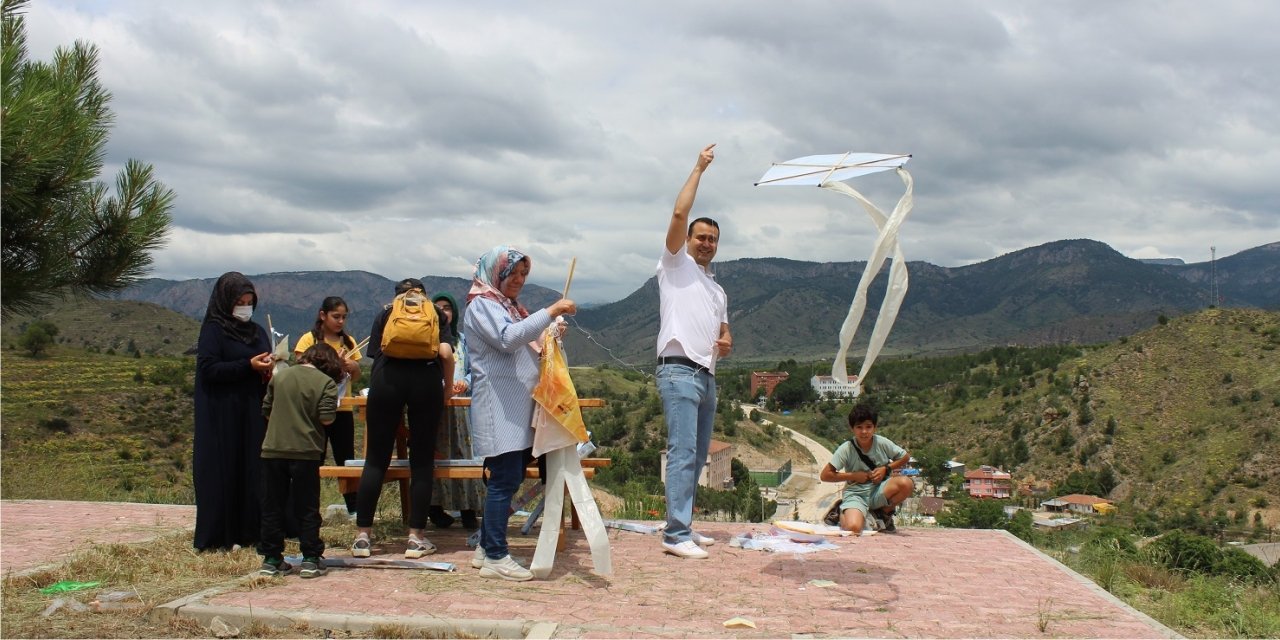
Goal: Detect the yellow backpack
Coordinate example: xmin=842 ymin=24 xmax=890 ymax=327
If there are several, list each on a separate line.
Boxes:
xmin=379 ymin=289 xmax=440 ymax=359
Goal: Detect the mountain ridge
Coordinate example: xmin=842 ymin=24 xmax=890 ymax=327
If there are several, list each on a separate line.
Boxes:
xmin=104 ymin=239 xmax=1278 ymax=362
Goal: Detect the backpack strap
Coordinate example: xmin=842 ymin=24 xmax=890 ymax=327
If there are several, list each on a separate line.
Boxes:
xmin=847 ymin=437 xmax=886 ymax=485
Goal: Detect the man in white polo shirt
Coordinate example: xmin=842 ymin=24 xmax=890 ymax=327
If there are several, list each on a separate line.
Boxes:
xmin=656 ymin=143 xmax=732 ymax=559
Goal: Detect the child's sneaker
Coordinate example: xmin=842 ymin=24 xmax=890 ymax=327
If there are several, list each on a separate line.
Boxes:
xmin=299 ymin=557 xmax=327 ymax=579
xmin=258 ymin=557 xmax=292 ymax=577
xmin=405 ymin=535 xmax=437 ymax=559
xmin=875 ymin=508 xmax=897 ymax=533
xmin=351 ymin=533 xmax=372 ymax=558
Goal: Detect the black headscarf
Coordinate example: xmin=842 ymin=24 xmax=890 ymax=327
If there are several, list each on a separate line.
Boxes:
xmin=203 ymin=272 xmax=260 ymax=344
xmin=431 ymin=292 xmax=462 ymax=345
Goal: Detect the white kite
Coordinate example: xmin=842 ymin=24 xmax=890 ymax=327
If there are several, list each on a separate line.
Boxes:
xmin=266 ymin=314 xmax=291 ymax=375
xmin=756 ymin=152 xmax=914 ymax=396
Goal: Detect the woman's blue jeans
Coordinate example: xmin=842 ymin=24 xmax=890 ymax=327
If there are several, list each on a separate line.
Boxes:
xmin=657 ymin=363 xmax=717 ymax=544
xmin=480 ymin=448 xmax=529 ymax=560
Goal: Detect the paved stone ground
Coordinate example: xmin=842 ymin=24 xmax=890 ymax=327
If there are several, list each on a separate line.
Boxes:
xmin=1 ymin=501 xmax=1179 ymax=638
xmin=0 ymin=499 xmax=195 ymax=575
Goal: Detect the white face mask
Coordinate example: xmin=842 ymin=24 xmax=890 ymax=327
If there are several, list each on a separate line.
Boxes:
xmin=231 ymin=305 xmax=253 ymax=322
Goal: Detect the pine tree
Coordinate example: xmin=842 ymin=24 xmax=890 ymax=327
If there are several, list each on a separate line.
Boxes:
xmin=2 ymin=0 xmax=174 ymax=317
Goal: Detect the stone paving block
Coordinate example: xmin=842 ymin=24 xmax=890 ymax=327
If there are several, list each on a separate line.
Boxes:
xmin=0 ymin=499 xmax=195 ymax=575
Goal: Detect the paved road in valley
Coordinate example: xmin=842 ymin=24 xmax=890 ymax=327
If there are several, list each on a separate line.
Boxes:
xmin=741 ymin=404 xmax=841 ymax=522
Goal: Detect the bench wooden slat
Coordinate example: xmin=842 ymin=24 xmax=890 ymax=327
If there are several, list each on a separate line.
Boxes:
xmin=320 ymin=457 xmax=609 ymax=479
xmin=319 ymin=458 xmax=610 ymax=493
xmin=340 ymin=397 xmax=605 ymax=409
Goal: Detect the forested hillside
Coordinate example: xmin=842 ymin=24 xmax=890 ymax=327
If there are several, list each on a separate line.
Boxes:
xmin=746 ymin=308 xmax=1280 ymax=530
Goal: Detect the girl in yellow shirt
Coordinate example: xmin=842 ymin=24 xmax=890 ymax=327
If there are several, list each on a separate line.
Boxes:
xmin=294 ymin=296 xmax=362 ymax=517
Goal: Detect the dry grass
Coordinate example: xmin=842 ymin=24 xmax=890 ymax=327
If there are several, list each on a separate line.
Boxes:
xmin=1123 ymin=562 xmax=1187 ymax=592
xmin=0 ymin=508 xmax=437 ymax=639
xmin=367 ymin=623 xmax=478 ymax=639
xmin=2 ymin=531 xmax=261 ymax=638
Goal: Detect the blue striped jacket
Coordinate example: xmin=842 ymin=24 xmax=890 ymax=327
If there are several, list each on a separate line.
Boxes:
xmin=463 ymin=298 xmax=554 ymax=458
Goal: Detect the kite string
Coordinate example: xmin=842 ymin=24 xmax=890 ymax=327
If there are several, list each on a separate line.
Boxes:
xmin=563 ymin=315 xmax=655 ymax=382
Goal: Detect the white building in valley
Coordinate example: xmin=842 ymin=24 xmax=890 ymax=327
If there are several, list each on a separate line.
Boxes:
xmin=810 ymin=375 xmax=859 ymax=400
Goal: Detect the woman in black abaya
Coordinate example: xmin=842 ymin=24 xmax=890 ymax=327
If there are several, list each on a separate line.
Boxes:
xmin=193 ymin=272 xmax=275 ymax=551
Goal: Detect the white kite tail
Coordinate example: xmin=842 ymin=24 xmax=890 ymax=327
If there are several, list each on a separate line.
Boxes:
xmin=821 ymin=167 xmax=914 ymax=394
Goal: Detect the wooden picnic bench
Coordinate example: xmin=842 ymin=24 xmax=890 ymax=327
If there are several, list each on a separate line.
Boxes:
xmin=319 ymin=396 xmax=609 ymax=530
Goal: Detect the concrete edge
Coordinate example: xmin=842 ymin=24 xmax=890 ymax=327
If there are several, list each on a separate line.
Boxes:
xmin=154 ymin=576 xmax=557 ymax=639
xmin=997 ymin=529 xmax=1185 ymax=639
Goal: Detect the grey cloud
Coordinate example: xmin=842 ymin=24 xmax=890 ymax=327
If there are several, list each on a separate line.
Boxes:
xmin=23 ymin=0 xmax=1279 ymax=301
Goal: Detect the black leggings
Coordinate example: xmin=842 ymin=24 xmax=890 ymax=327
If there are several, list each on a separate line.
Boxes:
xmin=323 ymin=411 xmax=358 ymax=511
xmin=323 ymin=411 xmax=356 ymax=465
xmin=355 ymin=358 xmax=443 ymax=529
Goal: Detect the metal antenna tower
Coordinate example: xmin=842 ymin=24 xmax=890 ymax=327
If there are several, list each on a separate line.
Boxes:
xmin=1210 ymin=246 xmax=1217 ymax=307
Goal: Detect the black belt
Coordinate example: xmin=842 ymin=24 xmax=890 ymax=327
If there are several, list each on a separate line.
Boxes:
xmin=658 ymin=356 xmax=710 ymax=373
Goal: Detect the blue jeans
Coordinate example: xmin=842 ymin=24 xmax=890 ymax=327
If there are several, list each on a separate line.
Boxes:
xmin=481 ymin=448 xmax=529 ymax=560
xmin=657 ymin=363 xmax=717 ymax=544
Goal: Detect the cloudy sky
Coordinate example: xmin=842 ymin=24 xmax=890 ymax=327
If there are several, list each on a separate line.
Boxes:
xmin=23 ymin=1 xmax=1280 ymax=302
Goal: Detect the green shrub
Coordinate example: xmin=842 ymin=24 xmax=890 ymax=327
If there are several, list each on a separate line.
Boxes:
xmin=39 ymin=416 xmax=71 ymax=433
xmin=148 ymin=360 xmax=194 ymax=396
xmin=1146 ymin=530 xmax=1220 ymax=574
xmin=1085 ymin=526 xmax=1138 ymax=557
xmin=937 ymin=496 xmax=1007 ymax=529
xmin=1215 ymin=548 xmax=1272 ymax=583
xmin=19 ymin=320 xmax=59 ymax=357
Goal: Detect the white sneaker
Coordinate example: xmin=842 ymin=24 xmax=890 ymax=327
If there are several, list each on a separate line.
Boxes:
xmin=405 ymin=535 xmax=437 ymax=559
xmin=691 ymin=530 xmax=716 ymax=546
xmin=351 ymin=534 xmax=371 ymax=558
xmin=663 ymin=540 xmax=709 ymax=559
xmin=471 ymin=545 xmax=486 ymax=569
xmin=479 ymin=554 xmax=533 ymax=581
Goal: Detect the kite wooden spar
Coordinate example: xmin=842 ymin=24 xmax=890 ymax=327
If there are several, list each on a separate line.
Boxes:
xmin=756 ymin=153 xmax=914 ymax=396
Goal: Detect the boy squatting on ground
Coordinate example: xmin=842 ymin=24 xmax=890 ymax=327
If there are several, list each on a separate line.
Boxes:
xmin=820 ymin=404 xmax=915 ymax=535
xmin=258 ymin=342 xmax=345 ymax=578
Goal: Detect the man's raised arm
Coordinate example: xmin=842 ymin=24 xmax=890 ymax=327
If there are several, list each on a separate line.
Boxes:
xmin=666 ymin=143 xmax=716 ymax=255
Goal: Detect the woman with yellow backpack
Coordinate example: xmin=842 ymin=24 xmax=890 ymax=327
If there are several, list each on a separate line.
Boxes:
xmin=350 ymin=278 xmax=455 ymax=559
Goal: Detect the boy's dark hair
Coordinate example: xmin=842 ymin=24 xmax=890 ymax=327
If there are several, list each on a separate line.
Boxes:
xmin=299 ymin=342 xmax=344 ymax=383
xmin=848 ymin=404 xmax=878 ymax=428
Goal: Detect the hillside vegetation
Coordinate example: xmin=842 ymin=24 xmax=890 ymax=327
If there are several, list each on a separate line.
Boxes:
xmin=0 ymin=346 xmax=196 ymax=503
xmin=4 ymin=307 xmax=1276 ymax=530
xmin=2 ymin=298 xmax=200 ymax=357
xmin=758 ymin=308 xmax=1280 ymax=529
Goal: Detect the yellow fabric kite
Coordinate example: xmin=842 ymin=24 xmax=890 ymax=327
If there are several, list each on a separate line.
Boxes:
xmin=531 ymin=325 xmax=588 ymax=445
